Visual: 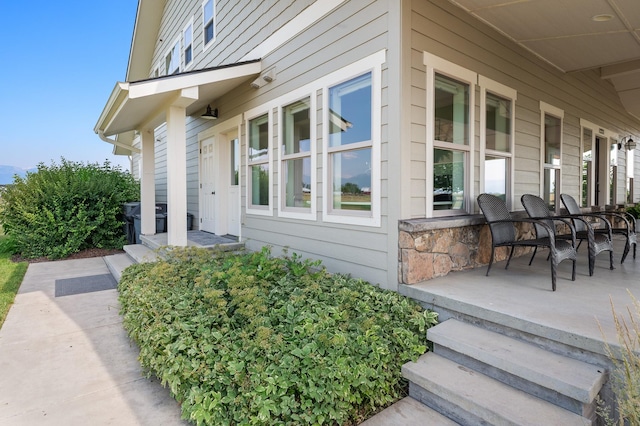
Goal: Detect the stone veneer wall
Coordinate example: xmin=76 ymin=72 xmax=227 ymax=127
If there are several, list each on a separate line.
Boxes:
xmin=398 ymin=215 xmax=535 ymax=284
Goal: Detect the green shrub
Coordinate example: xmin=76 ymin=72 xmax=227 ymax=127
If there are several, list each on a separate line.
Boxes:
xmin=626 ymin=204 xmax=640 ymax=219
xmin=0 ymin=158 xmax=139 ymax=259
xmin=119 ymin=247 xmax=437 ymax=425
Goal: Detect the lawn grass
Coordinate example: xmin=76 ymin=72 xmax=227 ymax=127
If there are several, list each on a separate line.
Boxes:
xmin=0 ymin=234 xmax=28 ymax=329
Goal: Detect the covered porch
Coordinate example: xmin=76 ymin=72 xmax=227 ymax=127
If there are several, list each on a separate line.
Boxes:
xmin=400 ymin=235 xmax=639 ymax=361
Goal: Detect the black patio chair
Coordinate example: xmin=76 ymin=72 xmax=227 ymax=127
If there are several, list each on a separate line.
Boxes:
xmin=521 ymin=194 xmax=613 ymax=276
xmin=560 ymin=193 xmax=637 ymax=264
xmin=477 ymin=193 xmax=576 ymax=291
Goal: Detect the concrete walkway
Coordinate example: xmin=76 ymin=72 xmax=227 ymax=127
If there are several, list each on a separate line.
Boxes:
xmin=0 ymin=257 xmax=189 ymax=426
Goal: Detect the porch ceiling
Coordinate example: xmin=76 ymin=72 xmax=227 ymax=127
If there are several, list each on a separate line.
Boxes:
xmin=94 ymin=60 xmax=262 ymax=143
xmin=446 ymin=0 xmax=640 ymax=120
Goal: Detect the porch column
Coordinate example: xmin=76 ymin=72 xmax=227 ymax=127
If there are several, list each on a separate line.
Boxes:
xmin=140 ymin=129 xmax=156 ymax=237
xmin=166 ymin=104 xmax=189 ymax=247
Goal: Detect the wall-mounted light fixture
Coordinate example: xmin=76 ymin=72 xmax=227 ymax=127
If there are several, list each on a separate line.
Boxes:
xmin=619 ymin=136 xmax=636 ymax=151
xmin=201 ymin=105 xmax=218 ymax=120
xmin=262 ymin=68 xmax=276 ymax=83
xmin=250 ymin=76 xmax=265 ymax=89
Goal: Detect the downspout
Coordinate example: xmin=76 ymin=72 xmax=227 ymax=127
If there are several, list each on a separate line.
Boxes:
xmin=98 ymin=131 xmax=141 ymax=154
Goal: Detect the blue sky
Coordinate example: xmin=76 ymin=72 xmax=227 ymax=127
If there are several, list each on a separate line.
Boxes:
xmin=0 ymin=1 xmax=138 ymax=171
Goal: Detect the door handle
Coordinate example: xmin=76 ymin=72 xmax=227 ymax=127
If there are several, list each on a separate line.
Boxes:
xmin=212 ymin=191 xmax=215 ymax=195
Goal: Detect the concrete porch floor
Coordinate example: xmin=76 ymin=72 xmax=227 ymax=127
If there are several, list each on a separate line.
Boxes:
xmin=140 ymin=230 xmax=243 ymax=251
xmin=400 ymin=235 xmax=640 ymax=360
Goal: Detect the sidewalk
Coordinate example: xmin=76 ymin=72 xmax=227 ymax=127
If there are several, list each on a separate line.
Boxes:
xmin=0 ymin=257 xmax=189 ymax=425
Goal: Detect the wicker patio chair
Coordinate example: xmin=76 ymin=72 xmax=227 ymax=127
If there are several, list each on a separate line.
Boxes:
xmin=477 ymin=193 xmax=576 ymax=291
xmin=560 ymin=193 xmax=637 ymax=264
xmin=521 ymin=194 xmax=613 ymax=276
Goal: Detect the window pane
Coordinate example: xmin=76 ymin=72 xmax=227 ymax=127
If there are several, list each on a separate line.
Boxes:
xmin=435 ymin=73 xmax=469 ymax=145
xmin=251 ymin=164 xmax=269 ymax=206
xmin=204 ymin=0 xmax=213 ymax=23
xmin=329 ymin=73 xmax=371 ymax=148
xmin=485 ymin=92 xmax=511 ymax=152
xmin=484 ymin=156 xmax=506 ymax=201
xmin=249 ymin=114 xmax=269 ymax=162
xmin=230 ymin=138 xmax=239 ymax=186
xmin=185 ymin=46 xmax=192 ymax=65
xmin=433 ymin=148 xmax=465 ymax=210
xmin=205 ymin=22 xmax=214 ymax=44
xmin=544 ymin=114 xmax=561 ymax=166
xmin=282 ymin=98 xmax=311 ymax=155
xmin=332 ymin=148 xmax=371 ymax=211
xmin=284 ymin=158 xmax=311 ymax=208
xmin=544 ymin=168 xmax=558 ymax=210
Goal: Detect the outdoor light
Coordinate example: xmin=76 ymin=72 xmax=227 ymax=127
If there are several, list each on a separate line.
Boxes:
xmin=201 ymin=105 xmax=218 ymax=120
xmin=626 ymin=137 xmax=636 ymax=151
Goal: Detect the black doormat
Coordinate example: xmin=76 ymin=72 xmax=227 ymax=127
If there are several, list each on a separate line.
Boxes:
xmin=55 ymin=274 xmax=117 ymax=297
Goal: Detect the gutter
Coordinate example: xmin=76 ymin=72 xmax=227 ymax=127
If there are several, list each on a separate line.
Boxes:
xmin=98 ymin=131 xmax=141 ymax=154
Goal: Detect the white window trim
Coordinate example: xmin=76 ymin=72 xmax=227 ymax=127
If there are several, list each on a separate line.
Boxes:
xmin=165 ymin=37 xmax=181 ymax=75
xmin=424 ymin=51 xmax=476 ymax=218
xmin=479 ymin=76 xmax=517 ymax=210
xmin=245 ymin=108 xmax=273 ymax=216
xmin=322 ymin=59 xmax=382 ymax=227
xmin=202 ymin=0 xmax=216 ymax=50
xmin=278 ymin=95 xmax=317 ymax=220
xmin=540 ymin=101 xmax=564 ymax=211
xmin=183 ymin=19 xmax=194 ymax=70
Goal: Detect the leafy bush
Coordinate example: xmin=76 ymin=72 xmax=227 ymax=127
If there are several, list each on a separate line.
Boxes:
xmin=626 ymin=204 xmax=640 ymax=219
xmin=119 ymin=247 xmax=437 ymax=425
xmin=0 ymin=158 xmax=138 ymax=259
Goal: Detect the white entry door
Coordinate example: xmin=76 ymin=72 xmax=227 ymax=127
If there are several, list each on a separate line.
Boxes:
xmin=199 ymin=121 xmax=241 ymax=236
xmin=200 ymin=137 xmax=217 ymax=233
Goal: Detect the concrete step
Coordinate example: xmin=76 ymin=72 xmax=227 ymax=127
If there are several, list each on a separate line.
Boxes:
xmin=103 ymin=253 xmax=135 ymax=282
xmin=123 ymin=244 xmax=160 ymax=264
xmin=359 ymin=397 xmax=459 ymax=426
xmin=403 ymin=352 xmax=591 ymax=426
xmin=427 ymin=319 xmax=606 ymax=418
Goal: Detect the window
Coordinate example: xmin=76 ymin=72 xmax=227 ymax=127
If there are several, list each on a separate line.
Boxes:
xmin=203 ymin=0 xmax=216 ymax=47
xmin=231 ymin=137 xmax=239 ymax=186
xmin=183 ymin=22 xmax=193 ymax=68
xmin=582 ymin=127 xmax=593 ymax=207
xmin=327 ymin=73 xmax=373 ymax=216
xmin=281 ymin=97 xmax=313 ymax=214
xmin=540 ymin=102 xmax=563 ymax=211
xmin=165 ymin=39 xmax=180 ymax=75
xmin=480 ymin=77 xmax=516 ymax=208
xmin=247 ymin=113 xmax=270 ymax=211
xmin=425 ymin=52 xmax=476 ymax=217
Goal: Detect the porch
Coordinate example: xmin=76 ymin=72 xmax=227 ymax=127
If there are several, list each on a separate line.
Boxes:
xmin=373 ymin=236 xmax=639 ymax=424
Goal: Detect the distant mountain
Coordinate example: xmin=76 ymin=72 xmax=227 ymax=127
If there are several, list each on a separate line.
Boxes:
xmin=0 ymin=165 xmax=37 ymax=185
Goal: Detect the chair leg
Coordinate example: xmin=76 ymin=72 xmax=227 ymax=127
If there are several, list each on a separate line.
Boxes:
xmin=571 ymin=258 xmax=576 ymax=281
xmin=609 ymin=249 xmax=614 ymax=270
xmin=588 ymin=252 xmax=595 ymax=276
xmin=486 ymin=247 xmax=495 ymax=276
xmin=621 ymin=239 xmax=630 ymax=264
xmin=505 ymin=246 xmax=516 ymax=270
xmin=550 ymin=255 xmax=557 ymax=292
xmin=634 ymin=242 xmax=637 ymax=259
xmin=529 ymin=246 xmax=538 ymax=266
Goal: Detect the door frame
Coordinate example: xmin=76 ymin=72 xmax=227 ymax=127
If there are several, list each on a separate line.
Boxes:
xmin=198 ymin=115 xmax=243 ymax=238
xmin=580 ymin=119 xmax=618 ymax=207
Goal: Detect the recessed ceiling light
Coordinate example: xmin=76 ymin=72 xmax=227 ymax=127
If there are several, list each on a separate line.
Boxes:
xmin=592 ymin=14 xmax=613 ymax=22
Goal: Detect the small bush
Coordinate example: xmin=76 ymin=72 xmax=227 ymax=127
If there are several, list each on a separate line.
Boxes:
xmin=627 ymin=204 xmax=640 ymax=220
xmin=119 ymin=247 xmax=437 ymax=425
xmin=0 ymin=158 xmax=139 ymax=259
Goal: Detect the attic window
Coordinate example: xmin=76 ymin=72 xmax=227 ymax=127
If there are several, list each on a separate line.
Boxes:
xmin=184 ymin=22 xmax=193 ymax=67
xmin=165 ymin=39 xmax=180 ymax=75
xmin=203 ymin=0 xmax=216 ymax=46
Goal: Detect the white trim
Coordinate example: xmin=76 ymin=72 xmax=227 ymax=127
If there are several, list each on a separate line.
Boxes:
xmin=241 ymin=0 xmax=348 ymax=61
xmin=165 ymin=37 xmax=181 ymax=75
xmin=321 ymin=61 xmax=382 ymax=227
xmin=245 ymin=109 xmax=273 ymax=216
xmin=183 ymin=19 xmax=194 ymax=70
xmin=202 ymin=0 xmax=216 ymax=50
xmin=479 ymin=76 xmax=516 ymax=210
xmin=540 ymin=101 xmax=564 ymax=119
xmin=424 ymin=51 xmax=476 ymax=218
xmin=277 ymin=95 xmax=317 ymax=221
xmin=540 ymin=102 xmax=564 ymax=210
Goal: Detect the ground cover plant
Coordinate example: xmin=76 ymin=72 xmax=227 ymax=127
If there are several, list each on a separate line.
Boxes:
xmin=119 ymin=247 xmax=437 ymax=425
xmin=0 ymin=159 xmax=139 ymax=259
xmin=0 ymin=233 xmax=27 ymax=328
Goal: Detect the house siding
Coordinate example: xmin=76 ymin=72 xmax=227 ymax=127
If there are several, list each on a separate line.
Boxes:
xmin=409 ymin=0 xmax=640 ymax=218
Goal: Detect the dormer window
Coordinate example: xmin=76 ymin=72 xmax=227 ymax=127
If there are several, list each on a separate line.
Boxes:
xmin=183 ymin=22 xmax=193 ymax=68
xmin=203 ymin=0 xmax=216 ymax=47
xmin=165 ymin=39 xmax=180 ymax=75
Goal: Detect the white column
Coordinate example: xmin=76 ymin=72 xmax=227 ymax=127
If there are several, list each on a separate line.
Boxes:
xmin=140 ymin=129 xmax=156 ymax=237
xmin=166 ymin=104 xmax=188 ymax=247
